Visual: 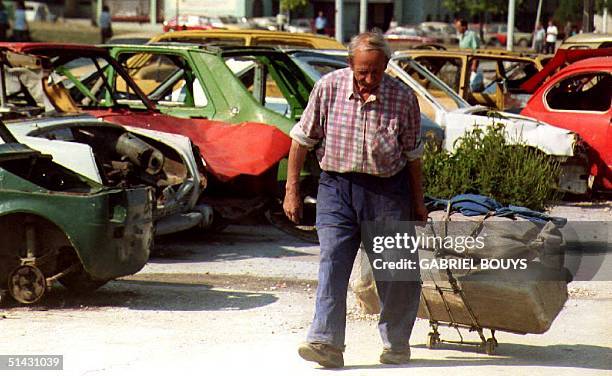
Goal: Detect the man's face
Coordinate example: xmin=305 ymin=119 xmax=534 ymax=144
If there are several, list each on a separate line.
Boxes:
xmin=455 ymin=21 xmax=466 ymax=33
xmin=349 ymin=49 xmax=388 ymax=95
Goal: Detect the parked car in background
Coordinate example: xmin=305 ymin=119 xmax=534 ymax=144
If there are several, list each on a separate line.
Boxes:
xmin=395 ymin=49 xmax=551 ymax=111
xmin=0 ymin=121 xmax=153 ymax=304
xmin=470 ymin=23 xmax=532 ymax=47
xmin=287 ymin=18 xmax=313 ymax=34
xmin=417 ymin=22 xmax=458 ymax=44
xmin=106 ymin=32 xmax=159 ymax=45
xmin=163 ymin=15 xmax=215 ymax=32
xmin=384 ymin=26 xmax=438 ymax=48
xmin=150 ymin=29 xmax=345 ymax=49
xmin=521 ymin=57 xmax=611 ymax=192
xmin=25 ymin=1 xmax=55 ymax=22
xmin=559 ymin=33 xmax=612 ymax=50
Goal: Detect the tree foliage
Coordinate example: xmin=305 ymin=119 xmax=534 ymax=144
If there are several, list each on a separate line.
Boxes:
xmin=280 ymin=0 xmax=308 ymax=12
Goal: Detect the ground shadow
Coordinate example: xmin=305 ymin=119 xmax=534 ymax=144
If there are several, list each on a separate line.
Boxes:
xmin=341 ymin=343 xmax=611 ymax=371
xmin=152 ymin=225 xmax=316 ymax=263
xmin=2 ymin=279 xmax=278 ymax=312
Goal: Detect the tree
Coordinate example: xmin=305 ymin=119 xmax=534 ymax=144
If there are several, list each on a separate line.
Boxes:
xmin=555 ymin=0 xmax=611 ymax=24
xmin=280 ymin=0 xmax=308 ymax=12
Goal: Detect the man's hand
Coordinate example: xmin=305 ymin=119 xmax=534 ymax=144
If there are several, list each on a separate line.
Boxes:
xmin=283 ymin=188 xmax=303 ymax=224
xmin=414 ymin=201 xmax=428 ymax=223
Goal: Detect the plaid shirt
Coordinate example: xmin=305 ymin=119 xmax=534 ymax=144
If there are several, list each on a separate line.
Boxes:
xmin=290 ymin=67 xmax=422 ymax=177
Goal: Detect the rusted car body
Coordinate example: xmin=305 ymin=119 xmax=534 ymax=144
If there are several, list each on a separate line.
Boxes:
xmin=0 ymin=121 xmax=153 ymax=304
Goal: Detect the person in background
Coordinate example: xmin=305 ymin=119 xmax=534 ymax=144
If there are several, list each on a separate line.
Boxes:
xmin=276 ymin=12 xmax=286 ymax=31
xmin=315 ymin=11 xmax=327 ymax=35
xmin=534 ymin=23 xmax=545 ymax=53
xmin=455 ymin=18 xmax=480 ymax=50
xmin=99 ymin=5 xmax=112 ymax=43
xmin=389 ymin=17 xmax=398 ymax=30
xmin=545 ymin=19 xmax=558 ymax=54
xmin=468 ymin=59 xmax=484 ymax=92
xmin=12 ymin=1 xmax=29 ymax=42
xmin=563 ymin=21 xmax=572 ymax=41
xmin=0 ymin=3 xmax=9 ymax=41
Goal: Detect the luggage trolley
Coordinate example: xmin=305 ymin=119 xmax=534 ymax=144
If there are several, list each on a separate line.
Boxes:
xmin=419 ymin=209 xmax=499 ymax=355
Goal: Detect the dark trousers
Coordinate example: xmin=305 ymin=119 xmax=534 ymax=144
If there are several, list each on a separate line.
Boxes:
xmin=307 ymin=169 xmax=422 ymax=351
xmin=545 ymin=41 xmax=556 ymax=54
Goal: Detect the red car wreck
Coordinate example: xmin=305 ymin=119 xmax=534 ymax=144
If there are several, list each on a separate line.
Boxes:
xmin=0 ymin=42 xmax=291 ymax=223
xmin=520 ymin=49 xmax=612 ymax=192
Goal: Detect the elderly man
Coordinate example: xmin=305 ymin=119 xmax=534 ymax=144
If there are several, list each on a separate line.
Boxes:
xmin=283 ymin=32 xmax=426 ymax=368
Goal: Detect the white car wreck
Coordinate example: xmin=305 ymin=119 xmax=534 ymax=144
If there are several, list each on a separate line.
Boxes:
xmin=7 ymin=115 xmax=213 ymax=235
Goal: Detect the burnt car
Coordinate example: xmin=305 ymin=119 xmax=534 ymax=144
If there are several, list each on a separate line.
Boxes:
xmin=0 ymin=43 xmax=291 ymax=227
xmin=0 ymin=121 xmax=154 ymax=304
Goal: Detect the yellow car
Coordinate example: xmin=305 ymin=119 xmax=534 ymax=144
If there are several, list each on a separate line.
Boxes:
xmin=394 ymin=48 xmax=551 ymax=111
xmin=559 ymin=33 xmax=612 ymax=50
xmin=150 ymin=29 xmax=345 ymax=49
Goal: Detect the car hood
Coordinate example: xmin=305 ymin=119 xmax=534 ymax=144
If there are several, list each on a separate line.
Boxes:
xmin=520 ymin=47 xmax=612 ymax=93
xmin=87 ymin=110 xmax=292 ymax=182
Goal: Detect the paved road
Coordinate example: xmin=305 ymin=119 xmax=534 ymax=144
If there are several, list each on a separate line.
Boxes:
xmin=0 ymin=202 xmax=610 ymax=375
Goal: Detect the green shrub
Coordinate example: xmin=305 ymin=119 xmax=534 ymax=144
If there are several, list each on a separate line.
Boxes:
xmin=423 ymin=123 xmax=562 ymax=211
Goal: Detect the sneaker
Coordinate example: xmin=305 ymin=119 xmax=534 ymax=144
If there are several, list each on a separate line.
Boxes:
xmin=298 ymin=342 xmax=344 ymax=368
xmin=379 ymin=348 xmax=411 ymax=365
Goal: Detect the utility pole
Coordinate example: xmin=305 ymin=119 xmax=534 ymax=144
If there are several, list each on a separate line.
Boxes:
xmin=604 ymin=0 xmax=609 ymax=33
xmin=150 ymin=0 xmax=157 ymax=24
xmin=532 ymin=0 xmax=543 ymax=50
xmin=335 ymin=0 xmax=343 ymax=43
xmin=359 ymin=0 xmax=367 ymax=33
xmin=507 ymin=0 xmax=516 ymax=51
xmin=583 ymin=0 xmax=594 ymax=32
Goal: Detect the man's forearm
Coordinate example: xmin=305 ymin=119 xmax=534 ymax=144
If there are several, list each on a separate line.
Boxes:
xmin=286 ymin=140 xmax=309 ymax=194
xmin=406 ymin=158 xmax=425 ymax=204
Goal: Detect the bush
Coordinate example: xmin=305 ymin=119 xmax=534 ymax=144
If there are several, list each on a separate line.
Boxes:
xmin=423 ymin=123 xmax=562 ymax=211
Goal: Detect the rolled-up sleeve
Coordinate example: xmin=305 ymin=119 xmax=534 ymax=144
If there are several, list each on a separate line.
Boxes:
xmin=400 ymin=91 xmax=423 ymax=161
xmin=290 ymin=80 xmax=325 ymax=149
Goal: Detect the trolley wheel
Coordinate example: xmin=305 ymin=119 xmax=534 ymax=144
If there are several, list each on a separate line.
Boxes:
xmin=427 ymin=332 xmax=439 ymax=349
xmin=484 ymin=338 xmax=496 ymax=355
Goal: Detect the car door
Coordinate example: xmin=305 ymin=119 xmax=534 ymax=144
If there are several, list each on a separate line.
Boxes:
xmin=111 ymin=48 xmax=216 ymax=120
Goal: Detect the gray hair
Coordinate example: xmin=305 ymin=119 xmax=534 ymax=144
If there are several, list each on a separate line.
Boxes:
xmin=348 ymin=31 xmax=392 ymax=60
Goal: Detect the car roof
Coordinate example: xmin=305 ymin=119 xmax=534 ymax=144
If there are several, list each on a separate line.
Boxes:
xmin=151 ymin=29 xmax=346 ymax=49
xmin=394 ymin=48 xmax=547 ymax=60
xmin=562 ymin=33 xmax=612 ymax=44
xmin=0 ymin=42 xmax=109 ymax=57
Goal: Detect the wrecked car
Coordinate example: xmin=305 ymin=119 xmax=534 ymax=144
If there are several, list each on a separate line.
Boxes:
xmin=393 ymin=49 xmax=552 ymax=111
xmin=521 ymin=57 xmax=611 ymax=192
xmin=0 ymin=121 xmax=153 ymax=304
xmin=389 ymin=55 xmax=590 ymax=195
xmin=0 ymin=43 xmax=291 ymax=227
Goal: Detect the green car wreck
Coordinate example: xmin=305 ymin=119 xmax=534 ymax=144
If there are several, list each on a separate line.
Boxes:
xmin=0 ymin=122 xmax=154 ymax=304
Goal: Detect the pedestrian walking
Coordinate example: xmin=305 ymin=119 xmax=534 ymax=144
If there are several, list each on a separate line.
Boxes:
xmin=545 ymin=19 xmax=558 ymax=54
xmin=99 ymin=5 xmax=112 ymax=43
xmin=455 ymin=18 xmax=480 ymax=50
xmin=12 ymin=1 xmax=29 ymax=42
xmin=284 ymin=31 xmax=426 ymax=369
xmin=314 ymin=11 xmax=327 ymax=35
xmin=534 ymin=23 xmax=545 ymax=53
xmin=0 ymin=3 xmax=9 ymax=41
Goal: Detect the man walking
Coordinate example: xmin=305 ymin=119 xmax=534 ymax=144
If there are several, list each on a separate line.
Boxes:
xmin=283 ymin=32 xmax=426 ymax=368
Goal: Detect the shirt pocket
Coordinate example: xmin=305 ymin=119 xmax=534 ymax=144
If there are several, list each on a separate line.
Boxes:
xmin=372 ymin=118 xmax=399 ymax=159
